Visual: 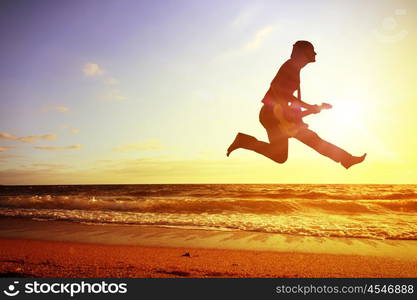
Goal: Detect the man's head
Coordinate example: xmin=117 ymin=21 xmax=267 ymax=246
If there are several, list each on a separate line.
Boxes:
xmin=290 ymin=41 xmax=316 ymax=66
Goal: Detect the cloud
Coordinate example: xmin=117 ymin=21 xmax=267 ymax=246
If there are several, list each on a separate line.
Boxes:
xmin=0 ymin=132 xmax=58 ymax=143
xmin=0 ymin=133 xmax=15 ymax=140
xmin=103 ymin=77 xmax=119 ymax=85
xmin=0 ymin=153 xmax=24 ymax=162
xmin=42 ymin=105 xmax=70 ymax=113
xmin=232 ymin=5 xmax=261 ymax=29
xmin=90 ymin=157 xmax=269 ymax=184
xmin=113 ymin=139 xmax=164 ymax=151
xmin=70 ymin=128 xmax=80 ymax=134
xmin=55 ymin=106 xmax=70 ymax=112
xmin=17 ymin=134 xmax=57 ymax=143
xmin=0 ymin=146 xmax=16 ymax=152
xmin=101 ymin=89 xmax=127 ymax=101
xmin=95 ymin=159 xmax=115 ymax=164
xmin=59 ymin=125 xmax=80 ymax=134
xmin=0 ymin=168 xmax=69 ymax=184
xmin=83 ymin=63 xmax=125 ymax=101
xmin=31 ymin=163 xmax=69 ymax=169
xmin=83 ymin=62 xmax=119 ymax=85
xmin=245 ymin=26 xmax=273 ymax=49
xmin=0 ymin=157 xmax=230 ymax=184
xmin=34 ymin=144 xmax=82 ymax=150
xmin=60 ymin=125 xmax=80 ymax=134
xmin=83 ymin=63 xmax=104 ymax=76
xmin=213 ymin=25 xmax=274 ymax=61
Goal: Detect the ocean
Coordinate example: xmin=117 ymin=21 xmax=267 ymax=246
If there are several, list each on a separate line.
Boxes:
xmin=0 ymin=184 xmax=416 ymax=240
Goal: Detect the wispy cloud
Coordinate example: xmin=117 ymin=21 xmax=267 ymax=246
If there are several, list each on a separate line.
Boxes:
xmin=245 ymin=26 xmax=273 ymax=49
xmin=113 ymin=139 xmax=164 ymax=151
xmin=0 ymin=132 xmax=58 ymax=143
xmin=70 ymin=128 xmax=80 ymax=134
xmin=0 ymin=153 xmax=24 ymax=162
xmin=231 ymin=5 xmax=261 ymax=29
xmin=0 ymin=158 xmax=219 ymax=184
xmin=42 ymin=105 xmax=70 ymax=113
xmin=214 ymin=25 xmax=275 ymax=61
xmin=83 ymin=63 xmax=126 ymax=101
xmin=16 ymin=134 xmax=57 ymax=143
xmin=60 ymin=125 xmax=80 ymax=134
xmin=91 ymin=157 xmax=264 ymax=183
xmin=83 ymin=63 xmax=104 ymax=77
xmin=0 ymin=168 xmax=70 ymax=184
xmin=95 ymin=159 xmax=115 ymax=164
xmin=31 ymin=163 xmax=69 ymax=169
xmin=34 ymin=144 xmax=82 ymax=150
xmin=0 ymin=133 xmax=17 ymax=140
xmin=100 ymin=89 xmax=127 ymax=101
xmin=103 ymin=77 xmax=119 ymax=85
xmin=0 ymin=146 xmax=16 ymax=152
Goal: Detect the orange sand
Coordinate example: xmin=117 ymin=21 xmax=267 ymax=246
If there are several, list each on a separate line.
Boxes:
xmin=1 ymin=238 xmax=417 ymax=278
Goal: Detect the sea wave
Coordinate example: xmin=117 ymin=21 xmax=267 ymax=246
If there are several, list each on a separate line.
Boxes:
xmin=0 ymin=208 xmax=416 ymax=240
xmin=1 ymin=184 xmax=417 ymax=201
xmin=1 ymin=195 xmax=417 ymax=215
xmin=1 ymin=184 xmax=416 ymax=241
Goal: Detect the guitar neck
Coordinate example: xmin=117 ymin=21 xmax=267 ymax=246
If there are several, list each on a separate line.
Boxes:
xmin=300 ymin=105 xmax=329 ymax=118
xmin=300 ymin=110 xmax=315 ymax=118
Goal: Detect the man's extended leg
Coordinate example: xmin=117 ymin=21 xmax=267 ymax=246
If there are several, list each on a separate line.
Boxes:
xmin=294 ymin=128 xmax=365 ymax=168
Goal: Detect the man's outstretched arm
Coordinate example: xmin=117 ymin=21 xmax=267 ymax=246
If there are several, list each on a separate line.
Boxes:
xmin=288 ymin=94 xmax=318 ymax=111
xmin=270 ymin=79 xmax=319 ymax=111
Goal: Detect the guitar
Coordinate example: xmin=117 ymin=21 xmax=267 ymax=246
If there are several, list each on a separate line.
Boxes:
xmin=273 ymin=102 xmax=332 ymax=136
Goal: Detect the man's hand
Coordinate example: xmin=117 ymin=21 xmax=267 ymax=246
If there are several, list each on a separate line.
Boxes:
xmin=320 ymin=102 xmax=332 ymax=110
xmin=312 ymin=103 xmax=332 ymax=114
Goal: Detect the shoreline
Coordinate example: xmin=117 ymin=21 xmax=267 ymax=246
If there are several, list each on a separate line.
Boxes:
xmin=1 ymin=217 xmax=417 ymax=260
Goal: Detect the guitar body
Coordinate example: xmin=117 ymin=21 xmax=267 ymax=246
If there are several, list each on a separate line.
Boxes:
xmin=273 ymin=103 xmax=304 ymax=137
xmin=273 ymin=102 xmax=331 ymax=137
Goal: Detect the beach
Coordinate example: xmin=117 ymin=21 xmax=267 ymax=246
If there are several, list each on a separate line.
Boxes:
xmin=1 ymin=184 xmax=417 ymax=278
xmin=1 ymin=217 xmax=417 ymax=278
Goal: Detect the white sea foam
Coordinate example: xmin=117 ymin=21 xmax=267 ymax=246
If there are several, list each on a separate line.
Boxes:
xmin=0 ymin=207 xmax=416 ymax=240
xmin=0 ymin=184 xmax=416 ymax=240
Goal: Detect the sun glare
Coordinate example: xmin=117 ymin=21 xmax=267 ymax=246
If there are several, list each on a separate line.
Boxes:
xmin=329 ymin=99 xmax=367 ymax=129
xmin=309 ymin=96 xmax=371 ymax=147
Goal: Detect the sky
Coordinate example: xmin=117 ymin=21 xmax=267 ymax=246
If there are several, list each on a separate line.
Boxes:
xmin=0 ymin=0 xmax=416 ymax=184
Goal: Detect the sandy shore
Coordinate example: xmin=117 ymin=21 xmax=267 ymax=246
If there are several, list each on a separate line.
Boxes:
xmin=1 ymin=238 xmax=417 ymax=278
xmin=1 ymin=217 xmax=417 ymax=277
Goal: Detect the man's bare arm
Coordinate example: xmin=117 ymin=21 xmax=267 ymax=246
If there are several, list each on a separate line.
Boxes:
xmin=269 ymin=80 xmax=318 ymax=109
xmin=287 ymin=94 xmax=318 ymax=110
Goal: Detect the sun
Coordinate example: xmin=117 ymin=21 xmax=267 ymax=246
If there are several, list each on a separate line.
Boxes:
xmin=327 ymin=99 xmax=367 ymax=129
xmin=308 ymin=96 xmax=370 ymax=146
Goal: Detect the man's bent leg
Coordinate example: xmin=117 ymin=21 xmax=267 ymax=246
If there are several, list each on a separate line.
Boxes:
xmin=227 ymin=132 xmax=288 ymax=164
xmin=249 ymin=126 xmax=289 ymax=163
xmin=264 ymin=127 xmax=289 ymax=163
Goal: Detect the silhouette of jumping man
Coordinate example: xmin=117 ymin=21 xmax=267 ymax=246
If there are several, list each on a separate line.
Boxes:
xmin=227 ymin=41 xmax=366 ymax=169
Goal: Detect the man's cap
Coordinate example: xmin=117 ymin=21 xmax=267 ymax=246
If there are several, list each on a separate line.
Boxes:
xmin=293 ymin=40 xmax=314 ymax=50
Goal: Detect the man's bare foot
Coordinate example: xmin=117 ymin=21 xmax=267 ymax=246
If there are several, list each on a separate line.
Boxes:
xmin=227 ymin=133 xmax=244 ymax=157
xmin=342 ymin=153 xmax=367 ymax=169
xmin=227 ymin=133 xmax=254 ymax=157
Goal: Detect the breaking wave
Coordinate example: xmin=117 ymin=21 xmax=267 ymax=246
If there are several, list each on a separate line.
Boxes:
xmin=1 ymin=184 xmax=416 ymax=240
